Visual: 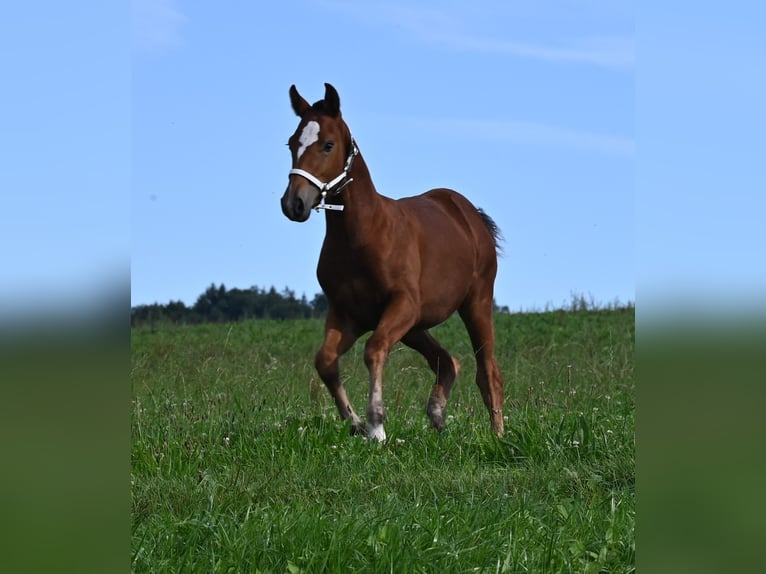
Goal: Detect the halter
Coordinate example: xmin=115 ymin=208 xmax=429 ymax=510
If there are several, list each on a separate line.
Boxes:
xmin=289 ymin=137 xmax=359 ymax=212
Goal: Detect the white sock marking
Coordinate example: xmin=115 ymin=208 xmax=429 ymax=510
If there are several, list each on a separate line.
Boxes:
xmin=297 ymin=121 xmax=320 ymax=160
xmin=368 ymin=423 xmax=387 ymax=442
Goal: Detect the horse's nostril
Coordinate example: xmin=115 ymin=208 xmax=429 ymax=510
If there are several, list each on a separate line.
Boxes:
xmin=294 ymin=196 xmax=304 ymax=215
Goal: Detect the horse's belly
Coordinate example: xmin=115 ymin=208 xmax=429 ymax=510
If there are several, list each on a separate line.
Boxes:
xmin=417 ymin=285 xmax=468 ymax=328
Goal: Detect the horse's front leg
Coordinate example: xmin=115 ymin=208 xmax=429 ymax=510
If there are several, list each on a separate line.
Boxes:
xmin=315 ymin=308 xmax=364 ymax=434
xmin=363 ymin=294 xmax=418 ymax=441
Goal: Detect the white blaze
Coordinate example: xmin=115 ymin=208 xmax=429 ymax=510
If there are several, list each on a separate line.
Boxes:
xmin=296 ymin=121 xmax=320 ymax=160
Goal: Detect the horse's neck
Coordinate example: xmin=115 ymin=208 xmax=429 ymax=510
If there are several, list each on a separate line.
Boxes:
xmin=325 ymin=153 xmax=388 ymax=244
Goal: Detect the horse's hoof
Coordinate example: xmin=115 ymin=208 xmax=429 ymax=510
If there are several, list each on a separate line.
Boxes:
xmin=349 ymin=422 xmax=367 ymax=436
xmin=367 ymin=423 xmax=387 ymax=442
xmin=426 ymin=396 xmax=447 ymax=431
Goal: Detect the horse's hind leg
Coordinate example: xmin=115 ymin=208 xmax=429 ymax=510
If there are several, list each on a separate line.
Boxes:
xmin=315 ymin=308 xmax=364 ymax=435
xmin=401 ymin=329 xmax=461 ymax=431
xmin=459 ymin=295 xmax=505 ymax=437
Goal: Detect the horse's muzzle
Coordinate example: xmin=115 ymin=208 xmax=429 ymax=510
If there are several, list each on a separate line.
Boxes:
xmin=281 ymin=184 xmax=316 ymax=222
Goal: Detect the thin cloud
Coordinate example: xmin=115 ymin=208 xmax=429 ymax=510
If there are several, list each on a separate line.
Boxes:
xmin=320 ymin=0 xmax=633 ymax=70
xmin=131 ymin=0 xmax=186 ymax=54
xmin=439 ymin=34 xmax=634 ymax=69
xmin=407 ymin=116 xmax=634 ymax=157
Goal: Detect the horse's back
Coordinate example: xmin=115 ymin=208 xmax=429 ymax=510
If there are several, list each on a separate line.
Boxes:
xmin=399 ymin=188 xmax=498 ymax=266
xmin=396 ymin=188 xmax=498 ymax=320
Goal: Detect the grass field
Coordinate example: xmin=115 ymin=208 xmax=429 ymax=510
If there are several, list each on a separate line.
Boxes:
xmin=131 ymin=307 xmax=634 ymax=573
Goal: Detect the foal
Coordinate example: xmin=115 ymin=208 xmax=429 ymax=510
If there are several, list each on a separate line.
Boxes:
xmin=281 ymin=83 xmax=505 ymax=440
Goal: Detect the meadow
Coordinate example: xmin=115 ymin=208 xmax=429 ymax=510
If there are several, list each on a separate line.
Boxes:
xmin=131 ymin=305 xmax=634 ymax=573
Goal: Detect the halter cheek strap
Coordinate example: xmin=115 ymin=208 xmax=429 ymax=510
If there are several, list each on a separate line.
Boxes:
xmin=288 ymin=137 xmax=359 ymax=212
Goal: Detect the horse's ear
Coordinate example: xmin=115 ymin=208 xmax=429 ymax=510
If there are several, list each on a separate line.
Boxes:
xmin=324 ymin=83 xmax=340 ymax=117
xmin=289 ymin=85 xmax=311 ymax=117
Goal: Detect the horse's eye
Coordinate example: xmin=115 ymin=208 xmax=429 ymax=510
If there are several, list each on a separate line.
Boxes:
xmin=323 ymin=141 xmax=335 ymax=153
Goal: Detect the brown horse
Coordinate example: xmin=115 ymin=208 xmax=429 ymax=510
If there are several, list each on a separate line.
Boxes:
xmin=281 ymin=83 xmax=505 ymax=440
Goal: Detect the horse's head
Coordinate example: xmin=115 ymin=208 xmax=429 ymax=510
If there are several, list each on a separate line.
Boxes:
xmin=281 ymin=83 xmax=354 ymax=222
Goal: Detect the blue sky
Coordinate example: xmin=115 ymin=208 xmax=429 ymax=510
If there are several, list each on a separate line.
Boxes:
xmin=131 ymin=0 xmax=634 ymax=311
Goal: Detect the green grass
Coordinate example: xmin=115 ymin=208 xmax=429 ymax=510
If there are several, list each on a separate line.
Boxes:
xmin=132 ymin=308 xmax=634 ymax=573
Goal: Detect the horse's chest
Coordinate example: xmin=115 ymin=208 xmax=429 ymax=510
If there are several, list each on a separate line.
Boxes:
xmin=317 ymin=252 xmax=386 ymax=327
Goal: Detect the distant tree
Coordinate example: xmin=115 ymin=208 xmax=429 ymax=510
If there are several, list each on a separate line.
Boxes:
xmin=164 ymin=300 xmax=188 ymax=323
xmin=135 ymin=281 xmax=506 ymax=325
xmin=493 ymin=298 xmax=510 ymax=314
xmin=193 ymin=283 xmax=219 ymax=316
xmin=227 ymin=288 xmax=254 ymax=321
xmin=310 ymin=292 xmax=328 ymax=317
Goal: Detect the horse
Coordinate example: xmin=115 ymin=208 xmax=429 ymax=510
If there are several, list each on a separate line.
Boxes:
xmin=281 ymin=83 xmax=505 ymax=440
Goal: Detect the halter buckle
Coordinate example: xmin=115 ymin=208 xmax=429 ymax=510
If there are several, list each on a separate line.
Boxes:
xmin=314 ymin=190 xmax=345 ymax=212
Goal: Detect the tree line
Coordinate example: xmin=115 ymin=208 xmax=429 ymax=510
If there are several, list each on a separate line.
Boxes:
xmin=131 ymin=283 xmax=513 ymax=328
xmin=130 ymin=283 xmax=328 ymax=327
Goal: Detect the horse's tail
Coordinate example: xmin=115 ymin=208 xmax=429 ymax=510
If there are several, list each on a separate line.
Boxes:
xmin=477 ymin=208 xmax=504 ymax=256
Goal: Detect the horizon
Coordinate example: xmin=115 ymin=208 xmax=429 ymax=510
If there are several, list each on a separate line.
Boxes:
xmin=130 ymin=280 xmax=634 ymax=316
